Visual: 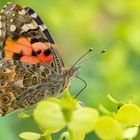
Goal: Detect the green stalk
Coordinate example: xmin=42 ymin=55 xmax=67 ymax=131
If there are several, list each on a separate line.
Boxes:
xmin=44 ymin=134 xmax=52 ymax=140
xmin=68 ymin=128 xmax=74 ymax=140
xmin=68 ymin=128 xmax=85 ymax=140
xmin=40 ymin=128 xmax=52 ymax=140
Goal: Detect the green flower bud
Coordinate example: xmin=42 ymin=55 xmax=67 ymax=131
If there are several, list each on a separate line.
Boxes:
xmin=19 ymin=132 xmax=41 ymax=140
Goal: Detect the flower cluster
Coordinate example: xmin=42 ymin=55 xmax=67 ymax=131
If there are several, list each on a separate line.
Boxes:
xmin=19 ymin=90 xmax=140 ymax=140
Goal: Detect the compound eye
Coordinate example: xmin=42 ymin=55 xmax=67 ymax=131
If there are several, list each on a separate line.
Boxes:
xmin=1 ymin=95 xmax=11 ymax=104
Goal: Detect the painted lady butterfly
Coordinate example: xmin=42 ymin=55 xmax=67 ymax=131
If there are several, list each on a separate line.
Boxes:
xmin=0 ymin=2 xmax=94 ymax=116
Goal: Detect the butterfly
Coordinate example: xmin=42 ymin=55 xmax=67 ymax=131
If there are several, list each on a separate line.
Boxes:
xmin=0 ymin=2 xmax=84 ymax=116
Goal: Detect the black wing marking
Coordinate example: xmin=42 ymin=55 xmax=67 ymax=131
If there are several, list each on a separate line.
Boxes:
xmin=25 ymin=7 xmax=55 ymax=44
xmin=24 ymin=6 xmax=64 ymax=71
xmin=0 ymin=2 xmax=64 ymax=74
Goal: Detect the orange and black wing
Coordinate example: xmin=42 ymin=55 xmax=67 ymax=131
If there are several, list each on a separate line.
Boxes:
xmin=0 ymin=2 xmax=64 ymax=74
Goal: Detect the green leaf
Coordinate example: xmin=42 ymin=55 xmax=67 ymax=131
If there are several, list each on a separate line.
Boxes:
xmin=116 ymin=104 xmax=140 ymax=126
xmin=95 ymin=116 xmax=123 ymax=140
xmin=19 ymin=132 xmax=41 ymax=140
xmin=123 ymin=126 xmax=139 ymax=139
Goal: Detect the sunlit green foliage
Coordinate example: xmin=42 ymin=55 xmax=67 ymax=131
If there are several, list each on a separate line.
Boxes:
xmin=0 ymin=0 xmax=140 ymax=140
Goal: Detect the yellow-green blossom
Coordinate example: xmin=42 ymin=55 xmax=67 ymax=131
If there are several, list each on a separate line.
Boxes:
xmin=33 ymin=100 xmax=66 ymax=133
xmin=95 ymin=116 xmax=123 ymax=140
xmin=68 ymin=107 xmax=99 ymax=140
xmin=116 ymin=104 xmax=140 ymax=127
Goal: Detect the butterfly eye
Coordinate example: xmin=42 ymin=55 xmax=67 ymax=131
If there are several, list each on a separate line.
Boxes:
xmin=1 ymin=95 xmax=11 ymax=104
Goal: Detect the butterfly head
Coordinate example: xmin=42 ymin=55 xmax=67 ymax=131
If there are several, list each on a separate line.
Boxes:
xmin=63 ymin=66 xmax=80 ymax=79
xmin=62 ymin=66 xmax=79 ymax=90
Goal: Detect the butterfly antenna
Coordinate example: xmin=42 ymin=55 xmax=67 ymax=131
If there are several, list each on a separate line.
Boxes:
xmin=74 ymin=49 xmax=107 ymax=98
xmin=74 ymin=76 xmax=87 ymax=98
xmin=76 ymin=49 xmax=107 ymax=66
xmin=71 ymin=48 xmax=93 ymax=69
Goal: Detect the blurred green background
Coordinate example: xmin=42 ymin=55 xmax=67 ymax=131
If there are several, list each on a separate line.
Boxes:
xmin=0 ymin=0 xmax=140 ymax=140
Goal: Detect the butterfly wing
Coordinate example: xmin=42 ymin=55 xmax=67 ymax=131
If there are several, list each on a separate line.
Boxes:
xmin=25 ymin=7 xmax=55 ymax=44
xmin=0 ymin=2 xmax=64 ymax=74
xmin=25 ymin=7 xmax=64 ymax=74
xmin=0 ymin=3 xmax=66 ymax=116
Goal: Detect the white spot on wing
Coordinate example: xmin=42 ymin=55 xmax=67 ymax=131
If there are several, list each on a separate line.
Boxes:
xmin=18 ymin=11 xmax=23 ymax=15
xmin=10 ymin=25 xmax=16 ymax=32
xmin=7 ymin=2 xmax=12 ymax=5
xmin=0 ymin=30 xmax=1 ymax=36
xmin=22 ymin=21 xmax=38 ymax=32
xmin=27 ymin=23 xmax=35 ymax=29
xmin=10 ymin=19 xmax=13 ymax=22
xmin=22 ymin=9 xmax=26 ymax=14
xmin=0 ymin=9 xmax=4 ymax=13
xmin=3 ymin=5 xmax=7 ymax=8
xmin=22 ymin=24 xmax=30 ymax=32
xmin=12 ymin=13 xmax=16 ymax=17
xmin=42 ymin=24 xmax=47 ymax=29
xmin=27 ymin=21 xmax=39 ymax=30
xmin=32 ymin=20 xmax=38 ymax=27
xmin=31 ymin=13 xmax=37 ymax=18
xmin=18 ymin=9 xmax=26 ymax=15
xmin=39 ymin=25 xmax=45 ymax=31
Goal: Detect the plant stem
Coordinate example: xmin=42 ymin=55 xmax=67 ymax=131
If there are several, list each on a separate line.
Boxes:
xmin=44 ymin=134 xmax=52 ymax=140
xmin=68 ymin=129 xmax=74 ymax=140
